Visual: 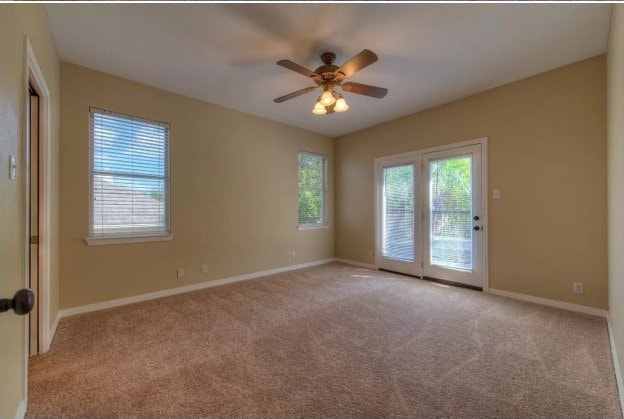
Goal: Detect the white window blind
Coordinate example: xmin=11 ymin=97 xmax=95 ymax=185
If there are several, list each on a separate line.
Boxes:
xmin=429 ymin=155 xmax=473 ymax=271
xmin=89 ymin=108 xmax=170 ymax=238
xmin=382 ymin=164 xmax=415 ymax=262
xmin=298 ymin=151 xmax=327 ymax=227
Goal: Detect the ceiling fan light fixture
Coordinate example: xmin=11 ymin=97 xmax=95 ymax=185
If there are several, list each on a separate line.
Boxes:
xmin=312 ymin=101 xmax=327 ymax=115
xmin=334 ymin=95 xmax=349 ymax=113
xmin=320 ymin=89 xmax=336 ymax=107
xmin=274 ymin=50 xmax=387 ymax=115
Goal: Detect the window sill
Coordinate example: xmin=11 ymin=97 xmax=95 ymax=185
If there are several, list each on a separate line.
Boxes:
xmin=297 ymin=224 xmax=329 ymax=231
xmin=85 ymin=234 xmax=174 ymax=246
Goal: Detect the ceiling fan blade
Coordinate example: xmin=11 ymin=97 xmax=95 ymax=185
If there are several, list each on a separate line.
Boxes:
xmin=336 ymin=49 xmax=378 ymax=78
xmin=273 ymin=86 xmax=318 ymax=103
xmin=276 ymin=60 xmax=320 ymax=80
xmin=341 ymin=82 xmax=388 ymax=99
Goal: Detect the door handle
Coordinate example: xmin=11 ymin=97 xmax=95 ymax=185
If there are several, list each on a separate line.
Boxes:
xmin=473 ymin=226 xmax=481 ymax=231
xmin=0 ymin=289 xmax=35 ymax=315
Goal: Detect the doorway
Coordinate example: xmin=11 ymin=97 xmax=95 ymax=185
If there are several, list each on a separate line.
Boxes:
xmin=28 ymin=86 xmax=40 ymax=355
xmin=376 ymin=139 xmax=488 ymax=289
xmin=24 ymin=40 xmax=52 ymax=357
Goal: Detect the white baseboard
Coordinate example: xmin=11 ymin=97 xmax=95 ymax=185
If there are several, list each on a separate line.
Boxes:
xmin=334 ymin=258 xmax=377 ymax=270
xmin=488 ymin=288 xmax=608 ymax=317
xmin=608 ymin=316 xmax=624 ymax=416
xmin=59 ymin=258 xmax=335 ymax=319
xmin=47 ymin=312 xmax=60 ymax=350
xmin=14 ymin=399 xmax=26 ymax=419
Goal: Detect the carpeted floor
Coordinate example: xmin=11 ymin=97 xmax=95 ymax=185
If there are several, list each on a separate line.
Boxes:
xmin=28 ymin=263 xmax=621 ymax=417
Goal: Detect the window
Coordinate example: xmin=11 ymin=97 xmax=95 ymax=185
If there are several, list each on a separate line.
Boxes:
xmin=298 ymin=151 xmax=327 ymax=228
xmin=88 ymin=108 xmax=170 ymax=242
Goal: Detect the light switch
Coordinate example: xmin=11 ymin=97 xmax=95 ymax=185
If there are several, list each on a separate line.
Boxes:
xmin=9 ymin=156 xmax=16 ymax=180
xmin=492 ymin=189 xmax=501 ymax=200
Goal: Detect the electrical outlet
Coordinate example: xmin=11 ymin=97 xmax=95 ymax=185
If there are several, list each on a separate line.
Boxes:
xmin=177 ymin=268 xmax=185 ymax=279
xmin=201 ymin=265 xmax=208 ymax=274
xmin=368 ymin=250 xmax=373 ymax=258
xmin=573 ymin=282 xmax=584 ymax=295
xmin=291 ymin=251 xmax=297 ymax=260
xmin=492 ymin=189 xmax=501 ymax=200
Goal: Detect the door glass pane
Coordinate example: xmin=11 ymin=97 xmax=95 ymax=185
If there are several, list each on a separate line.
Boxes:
xmin=429 ymin=155 xmax=473 ymax=271
xmin=382 ymin=165 xmax=414 ymax=262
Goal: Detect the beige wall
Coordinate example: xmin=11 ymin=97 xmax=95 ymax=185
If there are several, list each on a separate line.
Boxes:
xmin=60 ymin=62 xmax=334 ymax=309
xmin=608 ymin=4 xmax=624 ymax=393
xmin=0 ymin=6 xmax=612 ymax=418
xmin=335 ymin=55 xmax=607 ymax=309
xmin=0 ymin=5 xmax=61 ymax=418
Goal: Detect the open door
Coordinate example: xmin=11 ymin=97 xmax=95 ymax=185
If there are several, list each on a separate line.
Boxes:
xmin=0 ymin=85 xmax=36 ymax=417
xmin=0 ymin=37 xmax=50 ymax=419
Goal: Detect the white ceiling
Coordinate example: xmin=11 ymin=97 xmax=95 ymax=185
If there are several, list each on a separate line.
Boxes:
xmin=45 ymin=4 xmax=611 ymax=137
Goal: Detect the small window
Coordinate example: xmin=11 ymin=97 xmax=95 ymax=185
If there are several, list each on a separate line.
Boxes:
xmin=89 ymin=108 xmax=170 ymax=239
xmin=298 ymin=151 xmax=327 ymax=228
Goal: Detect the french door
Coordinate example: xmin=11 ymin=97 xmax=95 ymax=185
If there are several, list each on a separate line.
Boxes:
xmin=378 ymin=156 xmax=422 ymax=277
xmin=423 ymin=144 xmax=483 ymax=287
xmin=377 ymin=142 xmax=485 ymax=288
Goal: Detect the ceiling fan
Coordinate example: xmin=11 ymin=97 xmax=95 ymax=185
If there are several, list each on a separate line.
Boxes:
xmin=273 ymin=49 xmax=388 ymax=115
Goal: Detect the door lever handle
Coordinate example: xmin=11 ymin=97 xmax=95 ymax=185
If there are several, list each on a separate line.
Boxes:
xmin=0 ymin=289 xmax=35 ymax=315
xmin=473 ymin=226 xmax=481 ymax=231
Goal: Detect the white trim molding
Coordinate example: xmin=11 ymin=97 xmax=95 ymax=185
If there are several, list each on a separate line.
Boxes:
xmin=608 ymin=316 xmax=624 ymax=416
xmin=49 ymin=312 xmax=60 ymax=346
xmin=59 ymin=259 xmax=335 ymax=318
xmin=488 ymin=288 xmax=608 ymax=317
xmin=26 ymin=37 xmax=53 ymax=353
xmin=20 ymin=37 xmax=54 ymax=419
xmin=297 ymin=224 xmax=329 ymax=231
xmin=335 ymin=258 xmax=377 ymax=270
xmin=85 ymin=234 xmax=174 ymax=246
xmin=14 ymin=399 xmax=26 ymax=419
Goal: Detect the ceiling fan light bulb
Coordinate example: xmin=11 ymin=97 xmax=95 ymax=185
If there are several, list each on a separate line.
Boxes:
xmin=334 ymin=97 xmax=349 ymax=112
xmin=320 ymin=90 xmax=336 ymax=106
xmin=312 ymin=101 xmax=327 ymax=115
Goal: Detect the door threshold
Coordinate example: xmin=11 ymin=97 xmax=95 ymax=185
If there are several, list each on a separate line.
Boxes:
xmin=379 ymin=269 xmax=483 ymax=291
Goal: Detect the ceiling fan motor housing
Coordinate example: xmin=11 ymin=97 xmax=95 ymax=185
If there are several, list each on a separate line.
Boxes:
xmin=315 ymin=67 xmax=340 ymax=83
xmin=315 ymin=52 xmax=342 ymax=82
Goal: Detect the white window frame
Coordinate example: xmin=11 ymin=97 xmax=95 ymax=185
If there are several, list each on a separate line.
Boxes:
xmin=297 ymin=150 xmax=328 ymax=230
xmin=85 ymin=107 xmax=173 ymax=246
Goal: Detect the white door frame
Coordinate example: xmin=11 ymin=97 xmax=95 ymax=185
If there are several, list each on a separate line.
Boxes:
xmin=22 ymin=36 xmax=53 ymax=371
xmin=374 ymin=137 xmax=489 ymax=290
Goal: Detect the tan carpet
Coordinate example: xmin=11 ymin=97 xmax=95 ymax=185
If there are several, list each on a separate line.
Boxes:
xmin=28 ymin=263 xmax=621 ymax=417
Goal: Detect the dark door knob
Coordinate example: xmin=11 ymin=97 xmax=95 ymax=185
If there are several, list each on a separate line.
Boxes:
xmin=0 ymin=289 xmax=35 ymax=315
xmin=473 ymin=226 xmax=481 ymax=231
xmin=474 ymin=215 xmax=480 ymax=221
